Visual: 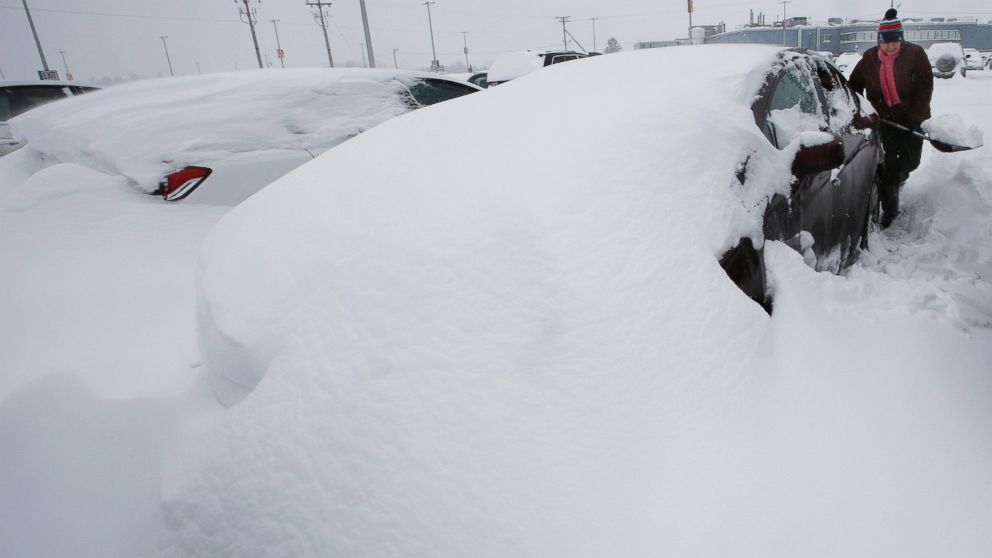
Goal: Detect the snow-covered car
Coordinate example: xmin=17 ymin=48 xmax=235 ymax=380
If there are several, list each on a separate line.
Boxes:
xmin=832 ymin=52 xmax=861 ymax=77
xmin=1 ymin=81 xmax=97 ymax=157
xmin=9 ymin=69 xmax=480 ymax=205
xmin=927 ymin=42 xmax=967 ymax=79
xmin=196 ymin=46 xmax=882 ymax=407
xmin=467 ymin=71 xmax=489 ymax=88
xmin=486 ymin=50 xmax=589 ymax=86
xmin=962 ymin=48 xmax=984 ymax=71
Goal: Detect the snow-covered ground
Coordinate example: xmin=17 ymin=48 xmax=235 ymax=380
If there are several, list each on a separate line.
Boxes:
xmin=1 ymin=62 xmax=990 ymax=556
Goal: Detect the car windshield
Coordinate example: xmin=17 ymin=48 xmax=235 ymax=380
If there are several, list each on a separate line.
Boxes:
xmin=0 ymin=85 xmax=71 ymax=121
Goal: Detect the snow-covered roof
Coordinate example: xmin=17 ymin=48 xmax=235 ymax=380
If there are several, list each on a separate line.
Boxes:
xmin=9 ymin=69 xmax=451 ymax=191
xmin=0 ymin=80 xmax=95 ymax=88
xmin=486 ymin=51 xmax=548 ymax=83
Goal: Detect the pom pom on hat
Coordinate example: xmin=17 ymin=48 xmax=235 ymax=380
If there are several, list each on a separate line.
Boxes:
xmin=878 ymin=9 xmax=903 ymax=43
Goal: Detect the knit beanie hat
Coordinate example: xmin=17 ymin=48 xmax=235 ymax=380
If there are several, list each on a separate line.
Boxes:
xmin=878 ymin=8 xmax=904 ymax=43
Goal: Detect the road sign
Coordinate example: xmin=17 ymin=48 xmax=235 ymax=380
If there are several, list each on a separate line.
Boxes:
xmin=277 ymin=48 xmax=285 ymax=59
xmin=38 ymin=69 xmax=60 ymax=80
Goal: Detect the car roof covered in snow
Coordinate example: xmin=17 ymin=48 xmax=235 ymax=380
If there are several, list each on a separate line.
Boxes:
xmin=197 ymin=44 xmax=796 ymax=404
xmin=8 ymin=68 xmax=469 ymax=191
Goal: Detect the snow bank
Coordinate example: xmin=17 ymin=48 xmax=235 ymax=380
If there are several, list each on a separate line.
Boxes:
xmin=0 ymin=151 xmax=226 ymax=400
xmin=8 ymin=69 xmax=421 ymax=192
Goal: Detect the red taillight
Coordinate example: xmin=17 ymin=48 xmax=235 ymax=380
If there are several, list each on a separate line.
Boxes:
xmin=159 ymin=166 xmax=212 ymax=202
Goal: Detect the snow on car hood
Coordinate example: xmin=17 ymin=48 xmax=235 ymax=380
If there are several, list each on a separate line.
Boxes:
xmin=168 ymin=45 xmax=803 ymax=554
xmin=9 ymin=69 xmax=423 ymax=191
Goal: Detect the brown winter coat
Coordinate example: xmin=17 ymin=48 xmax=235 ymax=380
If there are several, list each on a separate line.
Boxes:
xmin=848 ymin=42 xmax=933 ymax=126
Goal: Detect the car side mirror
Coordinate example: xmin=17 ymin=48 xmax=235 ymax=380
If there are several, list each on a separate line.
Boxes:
xmin=792 ymin=134 xmax=844 ymax=177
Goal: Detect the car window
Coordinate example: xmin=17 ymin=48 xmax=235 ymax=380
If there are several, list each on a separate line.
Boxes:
xmin=549 ymin=54 xmax=579 ymax=65
xmin=405 ymin=78 xmax=478 ymax=108
xmin=0 ymin=86 xmax=72 ymax=121
xmin=468 ymin=74 xmax=488 ymax=88
xmin=764 ymin=59 xmax=825 ymax=148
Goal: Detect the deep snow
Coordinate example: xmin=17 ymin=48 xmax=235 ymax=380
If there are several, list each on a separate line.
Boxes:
xmin=0 ymin=47 xmax=990 ymax=557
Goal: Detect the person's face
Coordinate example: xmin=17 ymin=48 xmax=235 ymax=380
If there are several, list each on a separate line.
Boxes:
xmin=880 ymin=41 xmax=902 ymax=56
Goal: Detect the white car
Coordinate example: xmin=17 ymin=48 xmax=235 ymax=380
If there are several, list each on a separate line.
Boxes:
xmin=486 ymin=50 xmax=589 ymax=86
xmin=1 ymin=81 xmax=98 ymax=157
xmin=9 ymin=69 xmax=480 ymax=205
xmin=927 ymin=42 xmax=967 ymax=79
xmin=963 ymin=48 xmax=984 ymax=70
xmin=832 ymin=52 xmax=861 ymax=77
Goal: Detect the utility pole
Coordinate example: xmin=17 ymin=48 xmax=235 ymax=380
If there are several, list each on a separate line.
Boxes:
xmin=196 ymin=61 xmax=201 ymax=74
xmin=160 ymin=35 xmax=174 ymax=77
xmin=235 ymin=0 xmax=264 ymax=69
xmin=21 ymin=0 xmax=50 ymax=72
xmin=360 ymin=43 xmax=367 ymax=67
xmin=359 ymin=0 xmax=376 ymax=68
xmin=779 ymin=0 xmax=792 ymax=45
xmin=271 ymin=19 xmax=285 ymax=68
xmin=688 ymin=0 xmax=693 ymax=44
xmin=58 ymin=50 xmax=71 ymax=80
xmin=306 ymin=0 xmax=335 ymax=68
xmin=555 ymin=16 xmax=571 ymax=50
xmin=461 ymin=31 xmax=470 ymax=71
xmin=422 ymin=2 xmax=439 ymax=71
xmin=392 ymin=48 xmax=399 ymax=68
xmin=589 ymin=17 xmax=598 ymax=52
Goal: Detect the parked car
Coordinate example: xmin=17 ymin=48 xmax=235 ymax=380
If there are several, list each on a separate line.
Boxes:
xmin=927 ymin=43 xmax=967 ymax=79
xmin=9 ymin=69 xmax=480 ymax=204
xmin=467 ymin=71 xmax=489 ymax=88
xmin=486 ymin=50 xmax=590 ymax=86
xmin=196 ymin=46 xmax=883 ymax=406
xmin=1 ymin=81 xmax=98 ymax=157
xmin=832 ymin=52 xmax=861 ymax=77
xmin=963 ymin=48 xmax=984 ymax=70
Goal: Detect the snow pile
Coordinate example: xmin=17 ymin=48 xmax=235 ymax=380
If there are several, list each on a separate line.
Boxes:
xmin=923 ymin=113 xmax=984 ymax=148
xmin=8 ymin=69 xmax=422 ymax=192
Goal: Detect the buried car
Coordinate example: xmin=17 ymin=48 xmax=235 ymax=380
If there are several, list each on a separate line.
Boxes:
xmin=1 ymin=81 xmax=98 ymax=157
xmin=197 ymin=45 xmax=883 ymax=407
xmin=8 ymin=69 xmax=479 ymax=205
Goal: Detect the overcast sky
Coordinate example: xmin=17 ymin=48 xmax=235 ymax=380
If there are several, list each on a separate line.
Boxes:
xmin=2 ymin=1 xmax=991 ymax=82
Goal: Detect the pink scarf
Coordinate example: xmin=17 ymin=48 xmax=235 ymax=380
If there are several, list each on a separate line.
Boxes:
xmin=878 ymin=49 xmax=901 ymax=107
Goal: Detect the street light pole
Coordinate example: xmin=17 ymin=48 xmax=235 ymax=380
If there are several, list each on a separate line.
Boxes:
xmin=160 ymin=36 xmax=174 ymax=76
xmin=21 ymin=0 xmax=50 ymax=71
xmin=271 ymin=19 xmax=285 ymax=68
xmin=422 ymin=1 xmax=438 ymax=71
xmin=779 ymin=0 xmax=792 ymax=45
xmin=58 ymin=50 xmax=70 ymax=80
xmin=358 ymin=0 xmax=376 ymax=68
xmin=589 ymin=17 xmax=598 ymax=52
xmin=461 ymin=31 xmax=470 ymax=71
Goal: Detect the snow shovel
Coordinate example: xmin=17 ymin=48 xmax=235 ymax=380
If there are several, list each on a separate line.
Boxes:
xmin=880 ymin=119 xmax=981 ymax=153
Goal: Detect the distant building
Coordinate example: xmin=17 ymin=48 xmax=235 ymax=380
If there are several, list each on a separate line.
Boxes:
xmin=704 ymin=17 xmax=992 ymax=55
xmin=634 ymin=23 xmax=726 ymax=50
